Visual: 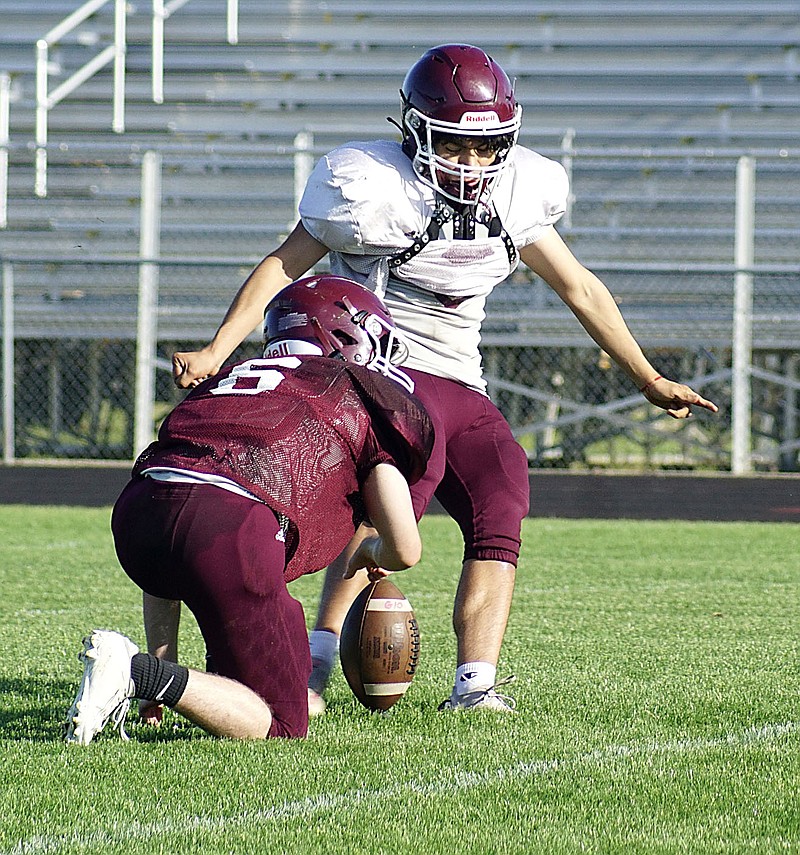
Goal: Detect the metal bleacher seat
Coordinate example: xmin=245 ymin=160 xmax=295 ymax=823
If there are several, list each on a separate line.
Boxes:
xmin=5 ymin=0 xmax=800 ymax=145
xmin=1 ymin=0 xmax=798 ymax=355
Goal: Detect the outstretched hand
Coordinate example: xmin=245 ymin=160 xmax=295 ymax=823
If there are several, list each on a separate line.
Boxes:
xmin=172 ymin=348 xmax=223 ymax=389
xmin=641 ymin=376 xmax=719 ymax=419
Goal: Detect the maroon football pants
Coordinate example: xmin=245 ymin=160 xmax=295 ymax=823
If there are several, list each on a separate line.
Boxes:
xmin=405 ymin=369 xmax=530 ymax=566
xmin=111 ymin=477 xmax=311 ymax=738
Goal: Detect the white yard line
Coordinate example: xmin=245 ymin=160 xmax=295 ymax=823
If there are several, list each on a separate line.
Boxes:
xmin=7 ymin=721 xmax=797 ymax=855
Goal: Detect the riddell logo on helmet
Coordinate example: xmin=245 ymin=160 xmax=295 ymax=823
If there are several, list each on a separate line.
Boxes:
xmin=460 ymin=111 xmax=500 ymax=127
xmin=264 ymin=341 xmax=294 ymax=358
xmin=264 ymin=340 xmax=323 ymax=358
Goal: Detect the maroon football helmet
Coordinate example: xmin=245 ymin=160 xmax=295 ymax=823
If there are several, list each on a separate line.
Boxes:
xmin=400 ymin=44 xmax=522 ymax=205
xmin=263 ymin=275 xmax=413 ymax=392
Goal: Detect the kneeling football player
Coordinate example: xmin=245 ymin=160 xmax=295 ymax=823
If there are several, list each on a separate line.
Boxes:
xmin=65 ymin=275 xmax=433 ymax=743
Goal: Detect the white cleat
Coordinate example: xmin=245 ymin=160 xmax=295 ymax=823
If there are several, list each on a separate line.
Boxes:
xmin=65 ymin=630 xmax=139 ymax=745
xmin=437 ymin=675 xmax=518 ymax=713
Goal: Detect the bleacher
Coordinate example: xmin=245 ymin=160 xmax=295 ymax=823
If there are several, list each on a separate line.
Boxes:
xmin=5 ymin=0 xmax=799 ymax=144
xmin=1 ymin=0 xmax=799 ymax=350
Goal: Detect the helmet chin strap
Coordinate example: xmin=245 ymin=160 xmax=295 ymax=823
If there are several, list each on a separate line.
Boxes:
xmin=387 ymin=115 xmax=404 ymax=136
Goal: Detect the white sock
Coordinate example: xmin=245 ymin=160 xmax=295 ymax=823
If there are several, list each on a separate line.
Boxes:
xmin=454 ymin=661 xmax=496 ymax=697
xmin=308 ymin=629 xmax=339 ymax=695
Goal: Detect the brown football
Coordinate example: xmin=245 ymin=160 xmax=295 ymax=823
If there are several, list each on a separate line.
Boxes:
xmin=339 ymin=578 xmax=420 ymax=711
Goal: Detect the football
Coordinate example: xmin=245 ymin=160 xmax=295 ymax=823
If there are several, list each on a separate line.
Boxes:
xmin=339 ymin=577 xmax=420 ymax=711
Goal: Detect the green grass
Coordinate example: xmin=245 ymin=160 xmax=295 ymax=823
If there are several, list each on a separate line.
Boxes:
xmin=1 ymin=507 xmax=799 ymax=854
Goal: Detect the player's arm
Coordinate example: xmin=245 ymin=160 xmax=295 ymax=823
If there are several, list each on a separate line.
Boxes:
xmin=520 ymin=229 xmax=718 ymax=419
xmin=172 ymin=222 xmax=328 ymax=388
xmin=140 ymin=592 xmax=181 ymax=725
xmin=143 ymin=592 xmax=181 ymax=660
xmin=344 ymin=463 xmax=421 ymax=580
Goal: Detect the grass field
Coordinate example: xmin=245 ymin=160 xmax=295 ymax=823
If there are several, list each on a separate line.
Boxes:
xmin=1 ymin=505 xmax=799 ymax=854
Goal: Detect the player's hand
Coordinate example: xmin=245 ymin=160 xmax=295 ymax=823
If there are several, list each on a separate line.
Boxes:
xmin=343 ymin=537 xmax=393 ymax=581
xmin=172 ymin=347 xmax=223 ymax=389
xmin=641 ymin=376 xmax=719 ymax=419
xmin=138 ymin=700 xmax=163 ymax=727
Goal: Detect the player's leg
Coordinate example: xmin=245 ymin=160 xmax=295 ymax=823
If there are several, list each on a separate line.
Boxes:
xmin=453 ymin=558 xmax=516 ymax=667
xmin=431 ymin=387 xmax=530 ymax=711
xmin=65 ymin=628 xmax=273 ymax=743
xmin=143 ymin=592 xmax=180 ymax=660
xmin=110 ymin=478 xmax=311 ymax=738
xmin=174 ymin=489 xmax=312 ymax=738
xmin=171 ymin=669 xmax=272 ymax=738
xmin=139 ymin=591 xmax=272 ymax=735
xmin=445 ymin=558 xmax=518 ymax=711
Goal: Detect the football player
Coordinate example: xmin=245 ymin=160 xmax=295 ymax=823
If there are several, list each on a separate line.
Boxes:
xmin=170 ymin=44 xmax=718 ymax=715
xmin=65 ymin=276 xmax=433 ymax=743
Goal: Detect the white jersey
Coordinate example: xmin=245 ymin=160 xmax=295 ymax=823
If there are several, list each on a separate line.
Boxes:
xmin=299 ymin=140 xmax=568 ymax=393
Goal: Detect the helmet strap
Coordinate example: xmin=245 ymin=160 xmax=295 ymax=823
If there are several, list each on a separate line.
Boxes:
xmin=310 ymin=316 xmax=345 ymax=359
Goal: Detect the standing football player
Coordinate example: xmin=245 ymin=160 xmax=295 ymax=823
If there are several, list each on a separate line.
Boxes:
xmin=65 ymin=276 xmax=433 ymax=743
xmin=170 ymin=44 xmax=718 ymax=715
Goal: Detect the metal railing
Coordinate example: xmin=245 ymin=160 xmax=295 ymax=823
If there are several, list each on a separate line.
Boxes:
xmin=2 ymin=251 xmax=797 ymax=471
xmin=30 ymin=0 xmax=242 ymax=197
xmin=2 ymin=145 xmax=798 ymax=471
xmin=1 ymin=123 xmax=798 ymax=469
xmin=152 ymin=0 xmax=239 ymax=104
xmin=0 ymin=72 xmax=10 ymax=228
xmin=35 ymin=0 xmax=127 ymax=198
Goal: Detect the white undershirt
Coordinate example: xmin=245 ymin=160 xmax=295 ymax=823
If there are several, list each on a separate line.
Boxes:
xmin=141 ymin=466 xmax=261 ymax=502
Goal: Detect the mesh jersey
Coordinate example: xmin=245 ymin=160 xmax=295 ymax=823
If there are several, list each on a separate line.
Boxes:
xmin=132 ymin=356 xmax=433 ymax=582
xmin=299 ymin=140 xmax=568 ymax=393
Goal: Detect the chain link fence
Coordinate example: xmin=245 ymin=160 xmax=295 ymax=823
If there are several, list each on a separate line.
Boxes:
xmin=1 ymin=146 xmax=799 ymax=471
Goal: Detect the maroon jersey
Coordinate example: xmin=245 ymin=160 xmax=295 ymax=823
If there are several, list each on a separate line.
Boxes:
xmin=133 ymin=356 xmax=433 ymax=581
